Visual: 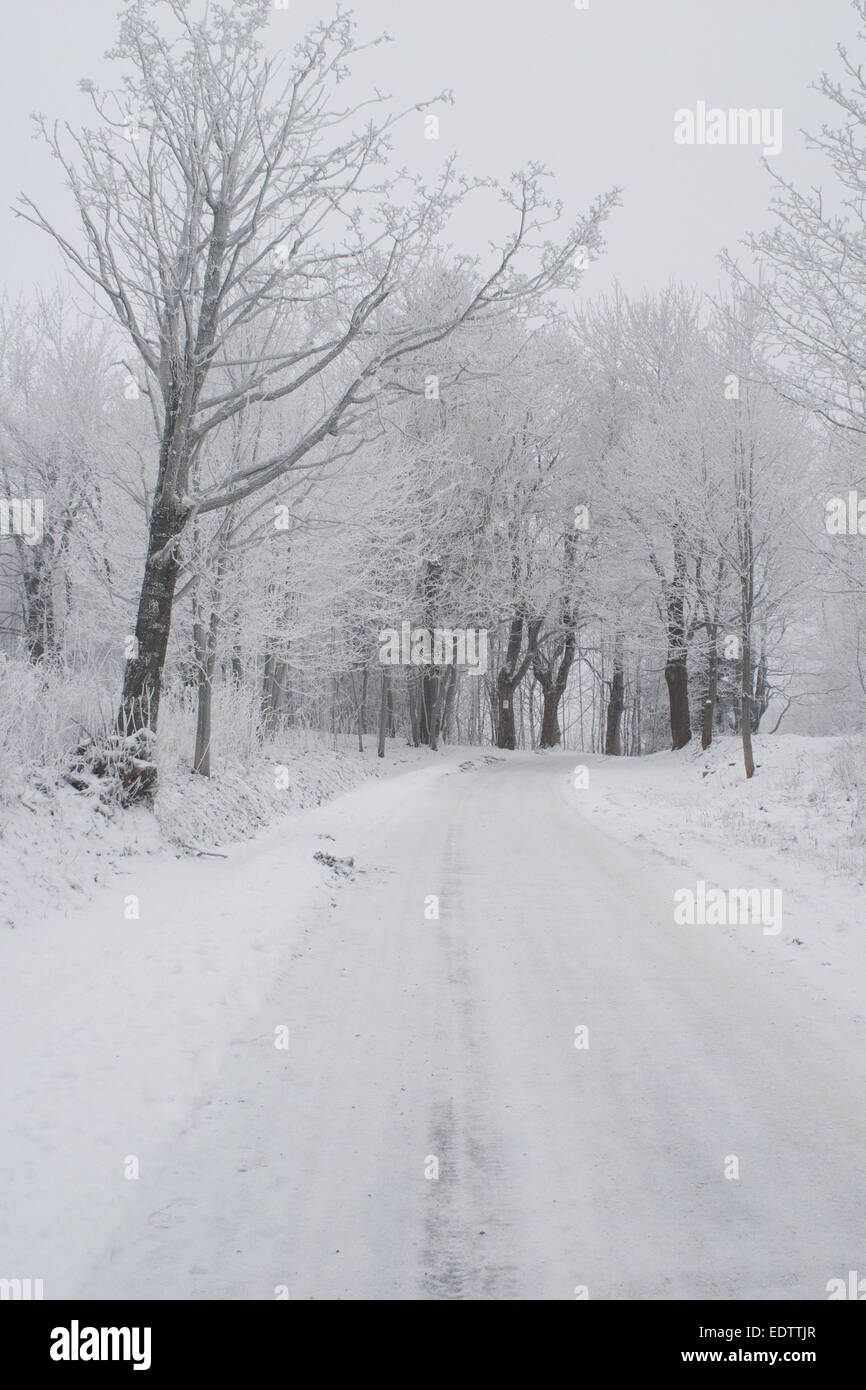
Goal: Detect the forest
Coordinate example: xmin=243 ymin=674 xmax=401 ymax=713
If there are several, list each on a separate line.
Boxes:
xmin=1 ymin=0 xmax=865 ymax=807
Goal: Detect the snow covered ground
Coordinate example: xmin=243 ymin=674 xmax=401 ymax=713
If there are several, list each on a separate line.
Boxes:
xmin=2 ymin=735 xmax=865 ymax=1300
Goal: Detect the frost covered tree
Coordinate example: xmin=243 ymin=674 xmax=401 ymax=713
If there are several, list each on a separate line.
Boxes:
xmin=707 ymin=295 xmax=812 ymax=776
xmin=724 ymin=0 xmax=866 ymax=722
xmin=726 ymin=0 xmax=866 ymax=438
xmin=19 ymin=0 xmax=616 ymax=793
xmin=0 ymin=293 xmax=127 ymax=663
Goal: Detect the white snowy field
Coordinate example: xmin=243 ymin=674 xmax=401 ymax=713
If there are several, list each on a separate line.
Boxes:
xmin=1 ymin=734 xmax=865 ymax=1300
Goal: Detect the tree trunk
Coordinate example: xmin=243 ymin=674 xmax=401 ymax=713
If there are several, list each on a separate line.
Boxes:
xmin=740 ymin=577 xmax=755 ymax=779
xmin=429 ymin=665 xmax=455 ymax=752
xmin=752 ymin=645 xmax=770 ymax=732
xmin=415 ymin=556 xmax=443 ymax=747
xmin=117 ymin=497 xmax=186 ymax=740
xmin=117 ymin=389 xmax=199 ymax=751
xmin=230 ymin=615 xmax=243 ymax=686
xmin=663 ymin=546 xmax=691 ymax=749
xmin=20 ymin=539 xmax=58 ymax=663
xmin=442 ymin=665 xmax=459 ymax=743
xmin=741 ymin=639 xmax=755 ymax=779
xmin=665 ymin=656 xmax=691 ymax=749
xmin=496 ymin=613 xmax=542 ymax=750
xmin=736 ymin=433 xmax=756 ymax=779
xmin=193 ymin=549 xmax=226 ymax=778
xmin=535 ymin=630 xmax=577 ymax=750
xmin=357 ymin=668 xmax=367 ymax=753
xmin=429 ymin=637 xmax=458 ymax=751
xmin=261 ymin=652 xmax=277 ymax=736
xmin=695 ymin=557 xmax=724 ymax=752
xmin=408 ymin=671 xmax=421 ymax=747
xmin=377 ymin=667 xmax=389 ymax=758
xmin=418 ymin=665 xmax=440 ymax=745
xmin=497 ymin=673 xmax=518 ymax=750
xmin=700 ymin=636 xmax=718 ymax=751
xmin=604 ymin=636 xmax=625 ymax=755
xmin=21 ymin=566 xmax=54 ymax=662
xmin=193 ymin=667 xmax=214 ymax=777
xmin=273 ymin=658 xmax=289 ymax=728
xmin=539 ymin=688 xmax=561 ymax=748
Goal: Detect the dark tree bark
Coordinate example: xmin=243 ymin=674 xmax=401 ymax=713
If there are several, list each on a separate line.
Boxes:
xmin=20 ymin=547 xmax=56 ymax=663
xmin=408 ymin=671 xmax=421 ymax=747
xmin=415 ymin=557 xmax=444 ymax=747
xmin=442 ymin=664 xmax=459 ymax=742
xmin=532 ymin=531 xmax=579 ymax=749
xmin=377 ymin=667 xmax=389 ymax=758
xmin=193 ymin=656 xmax=215 ymax=776
xmin=118 ymin=494 xmax=187 ymax=741
xmin=695 ymin=557 xmax=724 ymax=751
xmin=741 ymin=630 xmax=755 ymax=779
xmin=739 ymin=562 xmax=756 ymax=779
xmin=118 ymin=200 xmax=233 ymax=750
xmin=428 ymin=638 xmax=458 ymax=751
xmin=662 ymin=541 xmax=692 ymax=750
xmin=496 ymin=613 xmax=542 ymax=749
xmin=427 ymin=672 xmax=442 ymax=751
xmin=193 ymin=547 xmax=228 ymax=778
xmin=534 ymin=620 xmax=577 ymax=749
xmin=539 ymin=688 xmax=560 ymax=748
xmin=604 ymin=634 xmax=625 ymax=755
xmin=665 ymin=655 xmax=691 ymax=749
xmin=418 ymin=665 xmax=439 ymax=745
xmin=496 ymin=671 xmax=518 ymax=750
xmin=736 ymin=434 xmax=756 ymax=779
xmin=356 ymin=667 xmax=368 ymax=753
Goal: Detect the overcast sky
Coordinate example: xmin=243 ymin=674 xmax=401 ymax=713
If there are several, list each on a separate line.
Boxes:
xmin=1 ymin=0 xmax=859 ymax=303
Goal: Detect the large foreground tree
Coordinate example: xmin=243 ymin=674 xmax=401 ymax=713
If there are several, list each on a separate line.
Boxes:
xmin=20 ymin=0 xmax=616 ymax=791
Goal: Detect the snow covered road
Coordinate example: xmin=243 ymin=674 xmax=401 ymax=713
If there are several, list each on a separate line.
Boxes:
xmin=68 ymin=750 xmax=866 ymax=1300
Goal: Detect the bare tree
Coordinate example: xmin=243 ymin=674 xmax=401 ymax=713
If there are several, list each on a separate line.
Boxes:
xmin=0 ymin=292 xmax=122 ymax=662
xmin=19 ymin=0 xmax=617 ymax=791
xmin=724 ymin=0 xmax=866 ymax=439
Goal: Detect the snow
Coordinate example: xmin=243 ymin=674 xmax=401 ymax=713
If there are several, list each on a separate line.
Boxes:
xmin=0 ymin=737 xmax=431 ymax=1294
xmin=0 ymin=733 xmax=426 ymax=930
xmin=2 ymin=734 xmax=866 ymax=1299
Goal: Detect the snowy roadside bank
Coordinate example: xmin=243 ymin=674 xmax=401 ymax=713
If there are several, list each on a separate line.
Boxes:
xmin=2 ymin=732 xmax=863 ymax=1299
xmin=0 ymin=739 xmax=445 ymax=1296
xmin=566 ymin=733 xmax=866 ymax=1043
xmin=0 ymin=736 xmax=429 ymax=931
xmin=570 ymin=733 xmax=866 ymax=882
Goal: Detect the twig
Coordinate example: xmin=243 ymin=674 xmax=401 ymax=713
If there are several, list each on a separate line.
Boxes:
xmin=176 ymin=841 xmax=228 ymax=858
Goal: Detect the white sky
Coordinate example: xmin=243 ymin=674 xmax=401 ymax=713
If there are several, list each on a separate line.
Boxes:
xmin=0 ymin=0 xmax=859 ymax=301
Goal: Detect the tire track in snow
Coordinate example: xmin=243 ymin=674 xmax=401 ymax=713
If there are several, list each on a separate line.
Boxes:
xmin=420 ymin=807 xmax=522 ymax=1298
xmin=73 ymin=752 xmax=866 ymax=1300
